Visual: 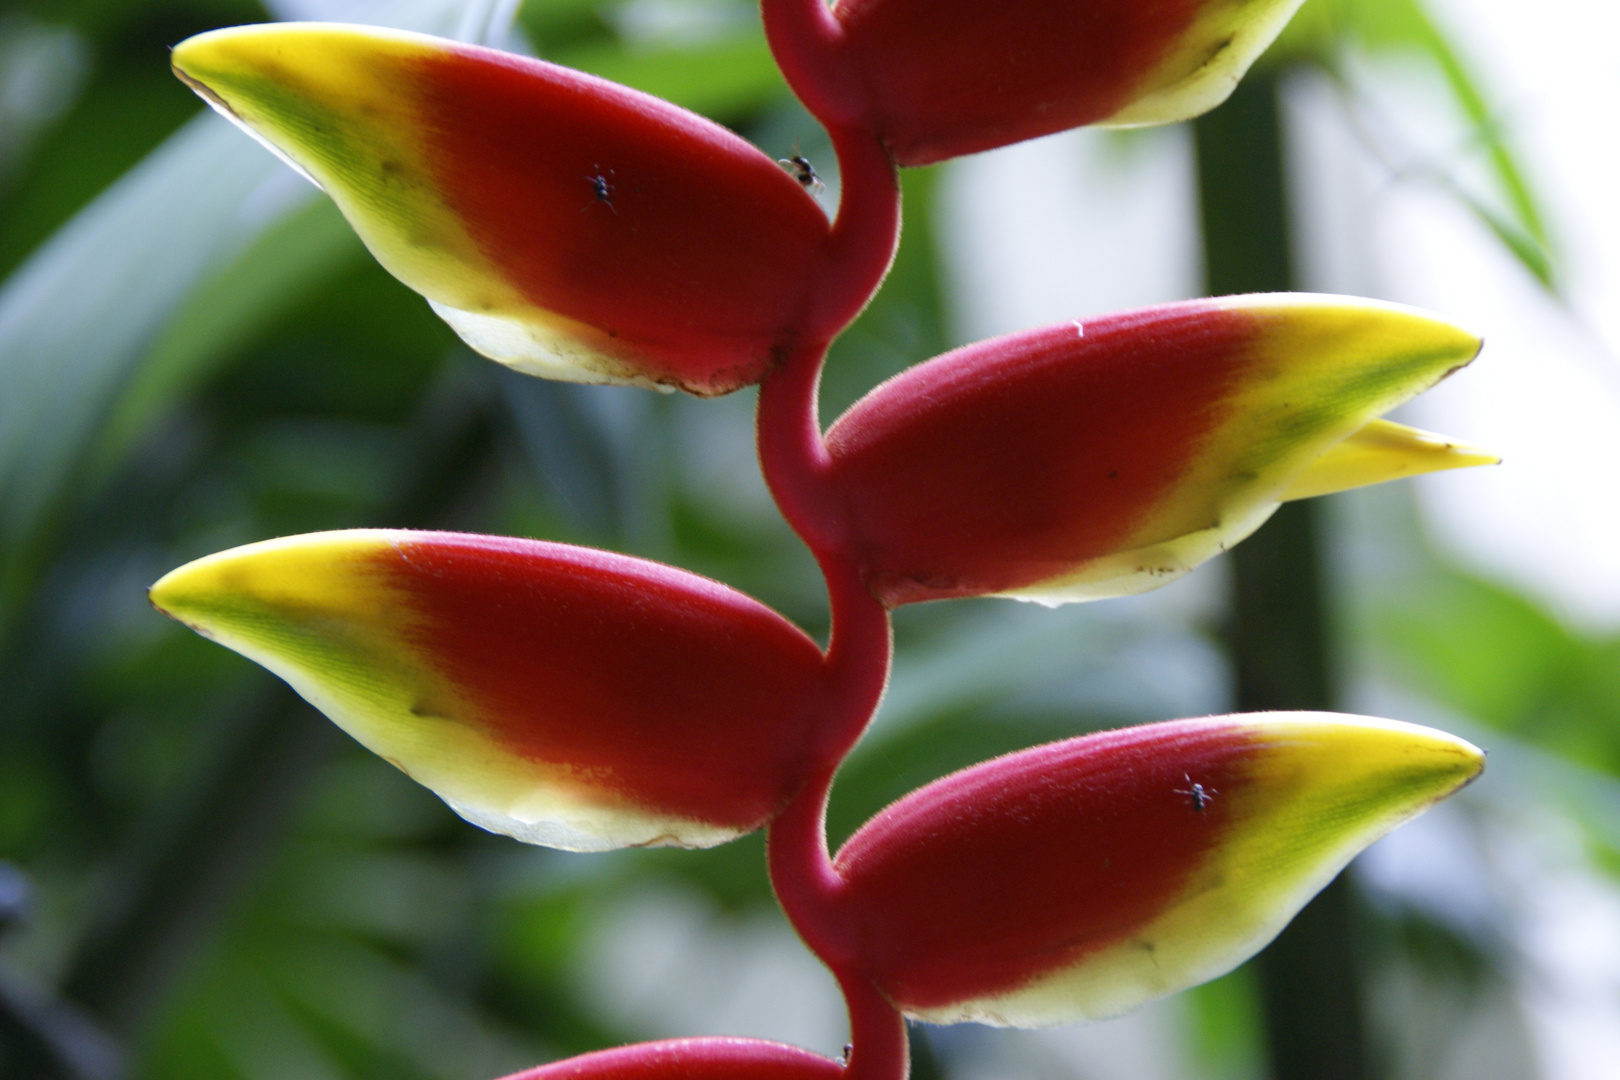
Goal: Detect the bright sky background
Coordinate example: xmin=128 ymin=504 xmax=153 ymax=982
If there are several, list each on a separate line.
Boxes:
xmin=1370 ymin=0 xmax=1620 ymax=634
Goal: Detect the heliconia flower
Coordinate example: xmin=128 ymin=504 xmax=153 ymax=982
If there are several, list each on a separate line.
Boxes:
xmin=832 ymin=714 xmax=1484 ymax=1026
xmin=824 ymin=294 xmax=1493 ymax=607
xmin=811 ymin=0 xmax=1309 ymax=164
xmin=496 ymin=1038 xmax=843 ymax=1080
xmin=148 ymin=531 xmax=830 ymax=851
xmin=170 ymin=23 xmax=830 ymax=395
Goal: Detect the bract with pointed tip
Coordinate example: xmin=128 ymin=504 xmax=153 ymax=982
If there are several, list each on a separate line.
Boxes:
xmin=149 ymin=531 xmax=829 ymax=851
xmin=833 ymin=714 xmax=1484 ymax=1026
xmin=171 ymin=23 xmax=830 ymax=395
xmin=827 ymin=0 xmax=1310 ymax=164
xmin=824 ymin=295 xmax=1490 ymax=607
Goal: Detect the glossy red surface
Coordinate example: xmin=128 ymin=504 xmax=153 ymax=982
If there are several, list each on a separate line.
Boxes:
xmin=383 ymin=534 xmax=829 ymax=829
xmin=414 ymin=45 xmax=831 ymax=393
xmin=833 ymin=0 xmax=1205 ymax=163
xmin=834 ymin=720 xmax=1254 ymax=1010
xmin=824 ymin=302 xmax=1258 ymax=605
xmin=498 ymin=1038 xmax=845 ymax=1080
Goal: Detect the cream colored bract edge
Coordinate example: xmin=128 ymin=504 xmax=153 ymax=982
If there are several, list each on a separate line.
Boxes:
xmin=430 ymin=301 xmax=677 ymax=392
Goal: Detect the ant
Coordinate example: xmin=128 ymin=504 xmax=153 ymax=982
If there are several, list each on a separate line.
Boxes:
xmin=778 ymin=150 xmax=824 ymax=195
xmin=583 ymin=166 xmax=617 ymax=213
xmin=1174 ymin=774 xmax=1216 ymax=812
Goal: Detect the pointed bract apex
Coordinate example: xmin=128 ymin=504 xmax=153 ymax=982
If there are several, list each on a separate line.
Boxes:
xmin=171 ymin=23 xmax=829 ymax=395
xmin=824 ymin=295 xmax=1488 ymax=607
xmin=149 ymin=531 xmax=829 ymax=851
xmin=1278 ymin=418 xmax=1499 ymax=502
xmin=825 ymin=0 xmax=1310 ymax=164
xmin=833 ymin=714 xmax=1484 ymax=1026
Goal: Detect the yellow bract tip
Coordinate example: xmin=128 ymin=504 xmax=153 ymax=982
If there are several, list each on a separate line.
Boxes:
xmin=1281 ymin=418 xmax=1500 ymax=502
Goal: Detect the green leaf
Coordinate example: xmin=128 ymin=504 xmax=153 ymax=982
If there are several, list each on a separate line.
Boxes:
xmin=89 ymin=197 xmax=365 ymax=483
xmin=0 ymin=112 xmax=311 ymax=609
xmin=0 ymin=0 xmax=522 ymax=625
xmin=1376 ymin=568 xmax=1620 ymax=774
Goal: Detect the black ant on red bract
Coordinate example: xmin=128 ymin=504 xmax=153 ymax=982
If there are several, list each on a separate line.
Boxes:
xmin=583 ymin=165 xmax=617 ymax=214
xmin=778 ymin=149 xmax=824 ymax=196
xmin=1175 ymin=774 xmax=1217 ymax=812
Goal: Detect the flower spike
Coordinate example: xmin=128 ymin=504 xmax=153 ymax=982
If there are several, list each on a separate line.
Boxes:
xmin=149 ymin=531 xmax=829 ymax=851
xmin=171 ymin=23 xmax=831 ymax=395
xmin=832 ymin=714 xmax=1484 ymax=1026
xmin=824 ymin=295 xmax=1491 ymax=607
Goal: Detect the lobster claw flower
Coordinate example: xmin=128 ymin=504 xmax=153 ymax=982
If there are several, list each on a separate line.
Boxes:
xmin=833 ymin=714 xmax=1484 ymax=1026
xmin=824 ymin=294 xmax=1493 ymax=607
xmin=796 ymin=0 xmax=1309 ymax=165
xmin=171 ymin=23 xmax=830 ymax=395
xmin=149 ymin=531 xmax=829 ymax=851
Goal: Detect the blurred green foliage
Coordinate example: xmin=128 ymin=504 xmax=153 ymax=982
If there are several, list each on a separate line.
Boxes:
xmin=1274 ymin=0 xmax=1554 ymax=287
xmin=1381 ymin=570 xmax=1620 ymax=767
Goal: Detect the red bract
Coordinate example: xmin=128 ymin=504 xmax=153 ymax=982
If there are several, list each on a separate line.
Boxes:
xmin=833 ymin=715 xmax=1484 ymax=1025
xmin=171 ymin=24 xmax=831 ymax=394
xmin=765 ymin=0 xmax=1309 ymax=164
xmin=496 ymin=1038 xmax=843 ymax=1080
xmin=824 ymin=295 xmax=1488 ymax=606
xmin=148 ymin=531 xmax=829 ymax=851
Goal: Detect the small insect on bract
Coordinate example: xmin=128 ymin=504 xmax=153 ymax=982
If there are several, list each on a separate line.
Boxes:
xmin=584 ymin=166 xmax=617 ymax=213
xmin=778 ymin=152 xmax=824 ymax=196
xmin=1174 ymin=773 xmax=1216 ymax=812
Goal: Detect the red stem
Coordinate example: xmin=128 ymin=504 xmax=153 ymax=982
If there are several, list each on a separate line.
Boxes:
xmin=816 ymin=553 xmax=893 ymax=765
xmin=768 ymin=763 xmax=849 ymax=963
xmin=837 ymin=969 xmax=908 ymax=1080
xmin=759 ymin=0 xmax=865 ymax=128
xmin=756 ymin=335 xmax=837 ymax=555
xmin=756 ymin=122 xmax=899 ymax=551
xmin=812 ymin=123 xmax=902 ymax=342
xmin=753 ymin=41 xmax=905 ymax=1080
xmin=766 ymin=553 xmax=890 ymax=965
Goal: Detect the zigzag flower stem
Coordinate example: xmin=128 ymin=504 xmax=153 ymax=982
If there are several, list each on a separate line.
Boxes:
xmin=756 ymin=117 xmax=907 ymax=1080
xmin=756 ymin=121 xmax=900 ymax=554
xmin=763 ymin=554 xmax=891 ymax=969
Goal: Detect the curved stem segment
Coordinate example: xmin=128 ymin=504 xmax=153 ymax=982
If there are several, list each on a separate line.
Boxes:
xmin=817 ymin=553 xmax=893 ymax=764
xmin=766 ymin=553 xmax=890 ymax=968
xmin=837 ymin=969 xmax=908 ymax=1080
xmin=756 ymin=335 xmax=837 ymax=555
xmin=759 ymin=0 xmax=864 ymax=127
xmin=756 ymin=122 xmax=899 ymax=553
xmin=768 ymin=763 xmax=848 ymax=965
xmin=812 ymin=123 xmax=902 ymax=342
xmin=754 ymin=59 xmax=905 ymax=1080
